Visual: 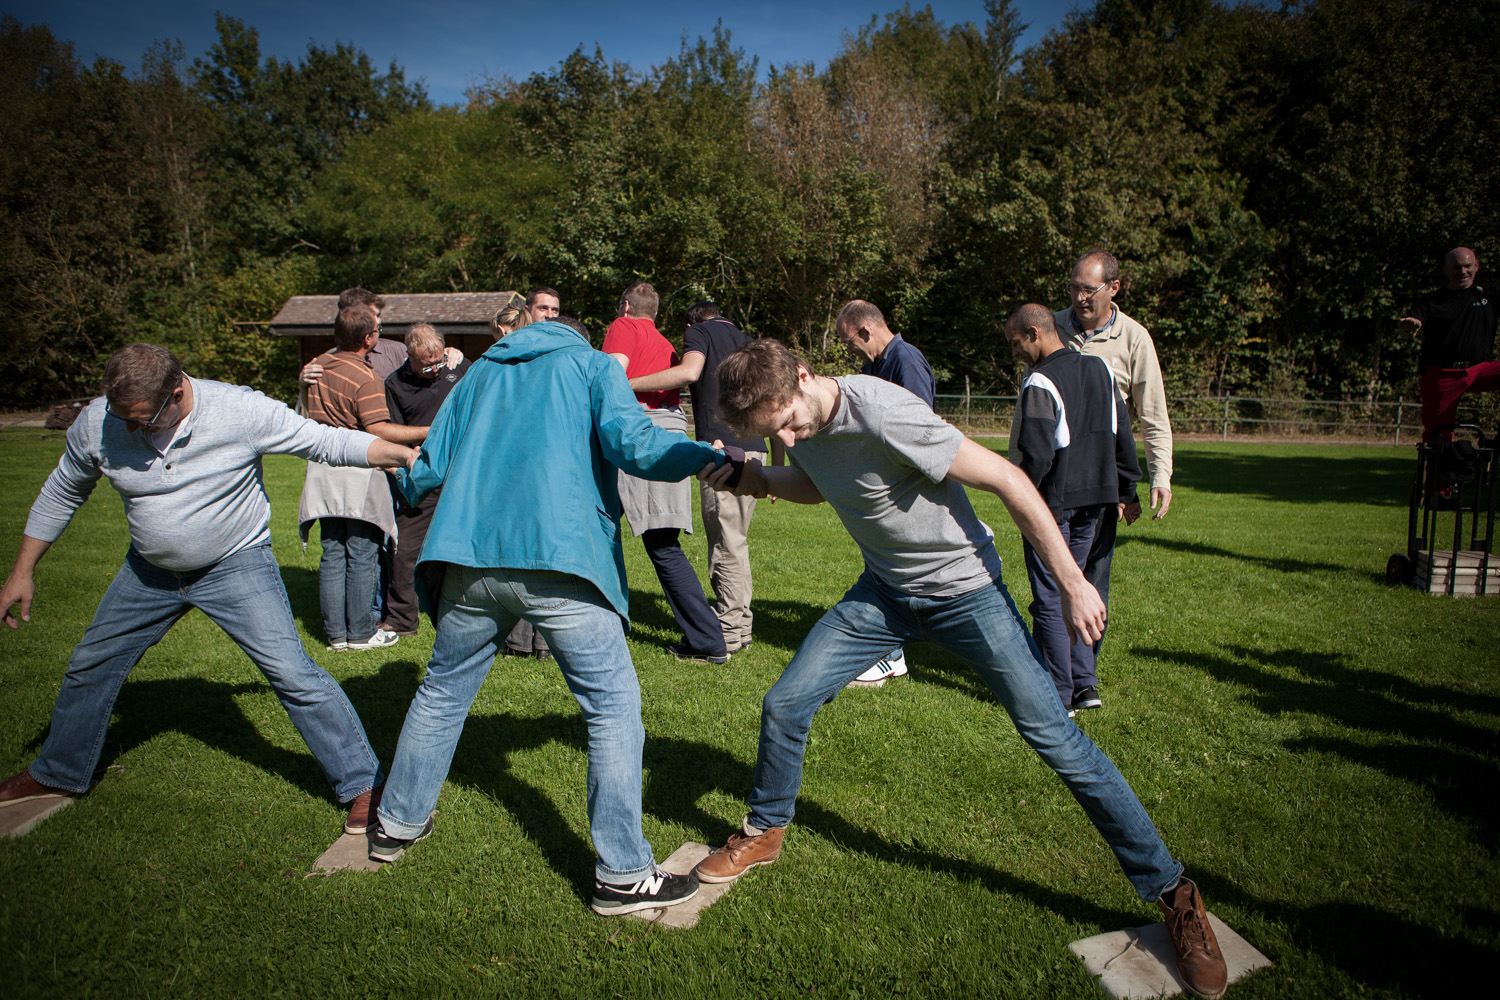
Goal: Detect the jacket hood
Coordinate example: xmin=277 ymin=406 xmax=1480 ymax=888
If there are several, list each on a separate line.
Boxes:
xmin=481 ymin=321 xmax=591 ymax=364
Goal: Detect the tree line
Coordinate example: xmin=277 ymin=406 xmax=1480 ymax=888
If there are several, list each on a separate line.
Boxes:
xmin=2 ymin=0 xmax=1495 ymax=409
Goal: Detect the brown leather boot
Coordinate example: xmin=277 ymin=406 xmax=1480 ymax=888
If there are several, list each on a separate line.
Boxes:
xmin=0 ymin=769 xmax=72 ymax=805
xmin=344 ymin=782 xmax=384 ymax=835
xmin=694 ymin=822 xmax=786 ymax=883
xmin=1157 ymin=877 xmax=1228 ymax=999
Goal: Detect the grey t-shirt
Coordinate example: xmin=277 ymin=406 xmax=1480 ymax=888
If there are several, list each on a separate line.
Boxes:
xmin=787 ymin=375 xmax=1002 ymax=597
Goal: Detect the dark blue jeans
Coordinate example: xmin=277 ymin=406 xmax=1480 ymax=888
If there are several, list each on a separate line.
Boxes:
xmin=29 ymin=545 xmax=381 ymax=801
xmin=746 ymin=569 xmax=1181 ymax=903
xmin=1023 ymin=504 xmax=1114 ymax=707
xmin=318 ymin=517 xmax=382 ymax=643
xmin=642 ymin=527 xmax=726 ymax=656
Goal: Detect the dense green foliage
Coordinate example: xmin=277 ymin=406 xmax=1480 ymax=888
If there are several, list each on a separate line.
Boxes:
xmin=2 ymin=1 xmax=1496 ymax=407
xmin=2 ymin=428 xmax=1498 ymax=997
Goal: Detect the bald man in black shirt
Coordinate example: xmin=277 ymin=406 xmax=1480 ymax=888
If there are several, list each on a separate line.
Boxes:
xmin=1398 ymin=247 xmax=1499 ymax=440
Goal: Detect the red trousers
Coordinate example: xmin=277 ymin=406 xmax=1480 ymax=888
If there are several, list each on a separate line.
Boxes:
xmin=1420 ymin=361 xmax=1500 ymax=440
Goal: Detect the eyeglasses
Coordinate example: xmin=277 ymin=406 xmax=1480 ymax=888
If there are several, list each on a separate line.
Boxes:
xmin=416 ymin=360 xmax=445 ymax=375
xmin=1067 ymin=280 xmax=1111 ymax=298
xmin=109 ymin=385 xmax=179 ymax=429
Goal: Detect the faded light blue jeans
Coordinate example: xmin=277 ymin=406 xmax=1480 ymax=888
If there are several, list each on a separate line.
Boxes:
xmin=747 ymin=569 xmax=1184 ymax=903
xmin=29 ymin=545 xmax=382 ymax=802
xmin=377 ymin=566 xmax=657 ymax=884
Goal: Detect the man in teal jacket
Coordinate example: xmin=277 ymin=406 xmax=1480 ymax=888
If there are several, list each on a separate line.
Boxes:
xmin=370 ymin=321 xmax=723 ymax=917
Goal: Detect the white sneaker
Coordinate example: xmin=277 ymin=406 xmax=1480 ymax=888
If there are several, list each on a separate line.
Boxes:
xmin=847 ymin=657 xmax=898 ymax=688
xmin=886 ymin=648 xmax=908 ymax=677
xmin=347 ymin=629 xmax=399 ymax=651
xmin=327 ymin=640 xmax=348 ymax=652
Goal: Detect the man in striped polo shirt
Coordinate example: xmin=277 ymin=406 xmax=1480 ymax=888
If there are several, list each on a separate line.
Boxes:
xmin=304 ymin=307 xmax=427 ymax=651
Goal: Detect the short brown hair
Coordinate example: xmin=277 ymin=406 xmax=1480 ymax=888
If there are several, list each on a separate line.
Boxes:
xmin=716 ymin=339 xmax=806 ymax=436
xmin=525 ymin=285 xmax=559 ymax=308
xmin=1006 ymin=303 xmax=1057 ymax=336
xmin=334 ymin=305 xmax=378 ymax=351
xmin=338 ymin=287 xmax=385 ymax=312
xmin=1073 ymin=249 xmax=1120 ymax=284
xmin=619 ymin=282 xmax=659 ymax=320
xmin=102 ymin=343 xmax=182 ymax=410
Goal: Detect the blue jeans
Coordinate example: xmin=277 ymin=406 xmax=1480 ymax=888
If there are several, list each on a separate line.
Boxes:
xmin=1023 ymin=505 xmax=1112 ymax=707
xmin=29 ymin=545 xmax=381 ymax=802
xmin=319 ymin=517 xmax=382 ymax=643
xmin=378 ymin=566 xmax=657 ymax=883
xmin=747 ymin=570 xmax=1183 ymax=902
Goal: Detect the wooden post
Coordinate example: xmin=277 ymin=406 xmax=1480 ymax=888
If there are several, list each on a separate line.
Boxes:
xmin=1222 ymin=394 xmax=1230 ymax=442
xmin=964 ymin=375 xmax=971 ymax=426
xmin=1394 ymin=396 xmax=1404 ymax=447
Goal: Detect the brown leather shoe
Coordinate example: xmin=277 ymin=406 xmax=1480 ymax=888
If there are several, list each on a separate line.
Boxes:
xmin=0 ymin=769 xmax=72 ymax=805
xmin=344 ymin=782 xmax=384 ymax=835
xmin=694 ymin=823 xmax=785 ymax=883
xmin=1157 ymin=877 xmax=1228 ymax=1000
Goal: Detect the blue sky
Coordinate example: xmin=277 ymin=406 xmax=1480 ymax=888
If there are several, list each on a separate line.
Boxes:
xmin=6 ymin=1 xmax=1084 ymax=106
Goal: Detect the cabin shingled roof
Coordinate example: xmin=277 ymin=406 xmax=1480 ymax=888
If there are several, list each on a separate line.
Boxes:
xmin=268 ymin=292 xmax=520 ymax=333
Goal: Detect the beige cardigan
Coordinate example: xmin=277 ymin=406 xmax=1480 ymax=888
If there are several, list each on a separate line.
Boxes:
xmin=1051 ymin=307 xmax=1173 ymax=491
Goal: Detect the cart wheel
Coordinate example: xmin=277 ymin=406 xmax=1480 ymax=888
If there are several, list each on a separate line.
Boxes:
xmin=1386 ymin=553 xmax=1414 ymax=586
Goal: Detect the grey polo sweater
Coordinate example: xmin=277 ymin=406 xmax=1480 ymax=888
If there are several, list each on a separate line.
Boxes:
xmin=25 ymin=377 xmax=377 ymax=572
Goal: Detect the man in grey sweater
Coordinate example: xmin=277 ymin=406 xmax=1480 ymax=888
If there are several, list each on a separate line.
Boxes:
xmin=0 ymin=344 xmax=416 ymax=837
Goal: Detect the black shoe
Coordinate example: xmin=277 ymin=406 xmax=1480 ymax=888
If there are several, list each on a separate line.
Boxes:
xmin=590 ymin=868 xmax=699 ymax=915
xmin=1073 ymin=686 xmax=1102 ymax=711
xmin=667 ymin=642 xmax=730 ymax=664
xmin=369 ymin=815 xmax=435 ymax=863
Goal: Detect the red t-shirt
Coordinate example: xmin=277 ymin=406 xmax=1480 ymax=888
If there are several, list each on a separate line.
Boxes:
xmin=602 ymin=316 xmax=680 ymax=409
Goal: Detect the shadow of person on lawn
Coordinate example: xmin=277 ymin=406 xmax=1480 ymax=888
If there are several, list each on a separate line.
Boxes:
xmin=1136 ymin=643 xmax=1500 ymax=850
xmin=1171 ymin=451 xmax=1413 ymax=506
xmin=1114 ymin=534 xmax=1352 ymax=577
xmin=1191 ymin=868 xmax=1495 ymax=999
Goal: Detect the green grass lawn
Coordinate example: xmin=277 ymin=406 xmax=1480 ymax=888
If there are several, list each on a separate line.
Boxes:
xmin=1 ymin=428 xmax=1497 ymax=999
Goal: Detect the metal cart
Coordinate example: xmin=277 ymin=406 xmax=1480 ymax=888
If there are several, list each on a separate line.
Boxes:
xmin=1387 ymin=424 xmax=1499 ymax=595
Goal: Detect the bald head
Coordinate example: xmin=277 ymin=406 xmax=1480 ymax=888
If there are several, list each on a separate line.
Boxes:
xmin=1004 ymin=303 xmax=1065 ymax=366
xmin=1444 ymin=247 xmax=1478 ymax=290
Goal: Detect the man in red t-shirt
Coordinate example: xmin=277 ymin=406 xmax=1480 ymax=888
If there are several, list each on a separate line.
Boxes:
xmin=602 ymin=283 xmax=728 ymax=662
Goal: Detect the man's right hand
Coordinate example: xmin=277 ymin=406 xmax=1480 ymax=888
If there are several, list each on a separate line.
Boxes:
xmin=300 ymin=361 xmax=325 ymax=385
xmin=1396 ymin=317 xmax=1423 ymax=336
xmin=1 ymin=572 xmax=34 ymax=629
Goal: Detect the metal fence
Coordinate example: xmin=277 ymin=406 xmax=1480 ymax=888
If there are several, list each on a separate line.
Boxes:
xmin=935 ymin=393 xmax=1500 ymax=445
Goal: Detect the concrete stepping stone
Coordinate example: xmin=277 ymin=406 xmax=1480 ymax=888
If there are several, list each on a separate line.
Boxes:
xmin=308 ymin=830 xmax=384 ymax=875
xmin=0 ymin=795 xmax=73 ymax=839
xmin=628 ymin=841 xmax=735 ymax=929
xmin=1069 ymin=911 xmax=1271 ymax=998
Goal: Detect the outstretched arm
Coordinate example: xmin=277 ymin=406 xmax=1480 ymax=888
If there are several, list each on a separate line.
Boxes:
xmin=945 ymin=438 xmax=1106 ymax=645
xmin=630 ymin=352 xmax=705 ymax=393
xmin=2 ymin=536 xmax=53 ymax=628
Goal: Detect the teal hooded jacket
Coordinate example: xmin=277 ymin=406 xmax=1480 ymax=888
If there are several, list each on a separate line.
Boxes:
xmin=396 ymin=321 xmax=723 ymax=623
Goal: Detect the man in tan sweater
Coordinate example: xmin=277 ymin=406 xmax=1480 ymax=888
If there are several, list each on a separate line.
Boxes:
xmin=1051 ymin=249 xmax=1173 ymax=519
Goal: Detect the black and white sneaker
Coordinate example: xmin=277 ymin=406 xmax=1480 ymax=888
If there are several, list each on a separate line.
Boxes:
xmin=1073 ymin=687 xmax=1103 ymax=711
xmin=369 ymin=815 xmax=435 ymax=863
xmin=590 ymin=867 xmax=699 ymax=916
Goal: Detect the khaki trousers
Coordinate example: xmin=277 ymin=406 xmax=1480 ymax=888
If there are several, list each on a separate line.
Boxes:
xmin=698 ymin=450 xmax=763 ymax=648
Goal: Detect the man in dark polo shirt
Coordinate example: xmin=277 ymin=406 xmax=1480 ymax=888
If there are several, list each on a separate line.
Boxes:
xmin=381 ymin=324 xmax=471 ymax=636
xmin=628 ymin=302 xmax=782 ymax=653
xmin=1398 ymin=246 xmax=1499 ymax=440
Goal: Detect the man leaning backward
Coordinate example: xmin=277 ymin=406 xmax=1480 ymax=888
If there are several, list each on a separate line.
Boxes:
xmin=692 ymin=339 xmax=1228 ymax=1000
xmin=0 ymin=344 xmax=415 ymax=837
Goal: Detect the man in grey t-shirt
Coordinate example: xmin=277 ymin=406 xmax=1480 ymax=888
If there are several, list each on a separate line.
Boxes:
xmin=688 ymin=340 xmax=1227 ymax=1000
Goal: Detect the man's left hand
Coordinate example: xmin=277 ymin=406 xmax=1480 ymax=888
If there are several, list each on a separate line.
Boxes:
xmin=1120 ymin=501 xmax=1141 ymax=525
xmin=444 ymin=347 xmax=463 ymax=369
xmin=1150 ymin=487 xmax=1172 ymax=520
xmin=1060 ymin=577 xmax=1107 ymax=646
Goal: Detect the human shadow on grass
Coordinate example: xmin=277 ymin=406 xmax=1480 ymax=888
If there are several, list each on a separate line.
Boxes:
xmin=1172 ymin=451 xmax=1412 ymax=506
xmin=1115 ymin=534 xmax=1353 ymax=577
xmin=21 ymin=676 xmax=335 ymax=803
xmin=624 ymin=586 xmax=834 ymax=656
xmin=1137 ymin=643 xmax=1500 ymax=849
xmin=338 ymin=672 xmax=1155 ymax=930
xmin=1191 ymin=868 xmax=1496 ymax=999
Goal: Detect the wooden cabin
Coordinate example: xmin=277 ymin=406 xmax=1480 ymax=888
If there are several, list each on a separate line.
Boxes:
xmin=266 ymin=292 xmax=524 ymax=366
